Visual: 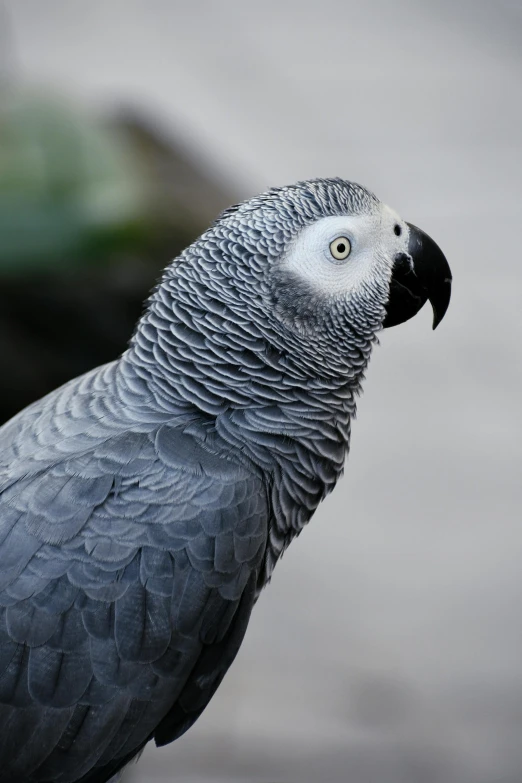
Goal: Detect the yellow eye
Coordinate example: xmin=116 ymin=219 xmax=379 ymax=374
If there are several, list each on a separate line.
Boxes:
xmin=329 ymin=236 xmax=351 ymax=261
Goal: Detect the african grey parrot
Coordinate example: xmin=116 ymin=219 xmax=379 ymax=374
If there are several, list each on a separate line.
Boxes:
xmin=0 ymin=179 xmax=451 ymax=782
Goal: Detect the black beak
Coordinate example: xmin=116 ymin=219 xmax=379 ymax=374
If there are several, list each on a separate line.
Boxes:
xmin=383 ymin=223 xmax=452 ymax=330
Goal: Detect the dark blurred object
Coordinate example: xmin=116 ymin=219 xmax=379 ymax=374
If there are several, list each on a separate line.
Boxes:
xmin=0 ymin=91 xmax=238 ymax=424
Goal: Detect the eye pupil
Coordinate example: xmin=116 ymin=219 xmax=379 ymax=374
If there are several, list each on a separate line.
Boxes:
xmin=394 ymin=224 xmax=402 ymax=236
xmin=337 ymin=243 xmax=346 ymax=253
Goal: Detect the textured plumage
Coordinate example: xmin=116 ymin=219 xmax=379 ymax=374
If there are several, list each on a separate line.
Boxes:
xmin=0 ymin=179 xmax=451 ymax=782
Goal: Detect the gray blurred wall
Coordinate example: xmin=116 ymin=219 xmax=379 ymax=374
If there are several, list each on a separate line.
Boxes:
xmin=3 ymin=1 xmax=522 ymax=781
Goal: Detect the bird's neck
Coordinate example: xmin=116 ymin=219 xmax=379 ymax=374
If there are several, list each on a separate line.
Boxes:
xmin=127 ymin=261 xmax=373 ymax=410
xmin=125 ymin=275 xmax=374 ymax=582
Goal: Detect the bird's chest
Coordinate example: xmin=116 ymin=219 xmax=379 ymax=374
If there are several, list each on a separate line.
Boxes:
xmin=214 ymin=404 xmax=351 ymax=587
xmin=258 ymin=434 xmax=349 ymax=587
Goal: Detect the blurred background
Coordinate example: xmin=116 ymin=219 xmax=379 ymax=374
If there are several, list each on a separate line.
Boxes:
xmin=1 ymin=1 xmax=521 ymax=781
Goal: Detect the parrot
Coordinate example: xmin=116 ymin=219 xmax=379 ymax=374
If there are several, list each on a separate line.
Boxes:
xmin=0 ymin=178 xmax=451 ymax=782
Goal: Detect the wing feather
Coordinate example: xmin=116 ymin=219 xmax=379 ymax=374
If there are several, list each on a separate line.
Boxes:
xmin=0 ymin=378 xmax=269 ymax=782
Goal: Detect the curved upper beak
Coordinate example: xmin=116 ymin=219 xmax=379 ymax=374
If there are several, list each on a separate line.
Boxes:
xmin=383 ymin=223 xmax=452 ymax=330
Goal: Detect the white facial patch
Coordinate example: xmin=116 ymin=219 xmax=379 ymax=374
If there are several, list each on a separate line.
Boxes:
xmin=280 ymin=204 xmax=410 ymax=298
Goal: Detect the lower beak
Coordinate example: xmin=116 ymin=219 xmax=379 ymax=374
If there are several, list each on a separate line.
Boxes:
xmin=383 ymin=223 xmax=452 ymax=330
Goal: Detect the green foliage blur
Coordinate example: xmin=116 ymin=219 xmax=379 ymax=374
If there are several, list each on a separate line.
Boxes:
xmin=0 ymin=92 xmax=151 ymax=272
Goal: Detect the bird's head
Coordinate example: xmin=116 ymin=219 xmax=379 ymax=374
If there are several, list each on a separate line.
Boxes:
xmin=138 ymin=178 xmax=452 ymax=411
xmin=193 ymin=178 xmax=452 ymax=377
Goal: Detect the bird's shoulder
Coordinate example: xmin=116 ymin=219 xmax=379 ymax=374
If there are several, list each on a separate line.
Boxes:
xmin=0 ymin=364 xmax=269 ymax=604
